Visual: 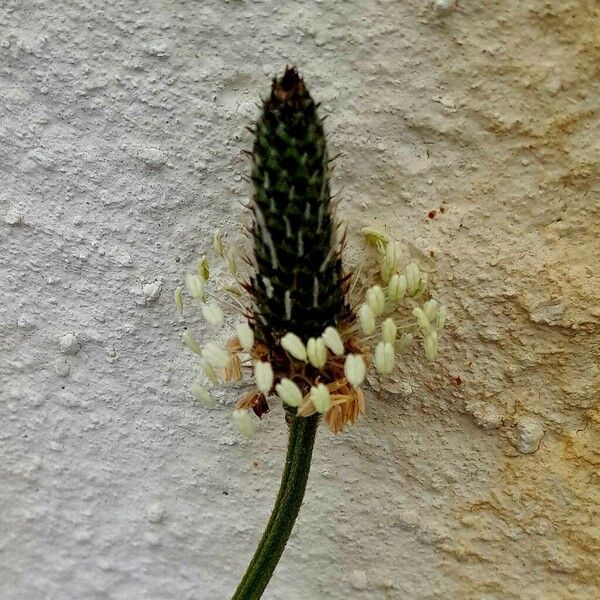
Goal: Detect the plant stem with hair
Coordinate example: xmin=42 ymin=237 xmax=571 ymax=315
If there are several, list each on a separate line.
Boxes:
xmin=231 ymin=413 xmax=318 ymax=600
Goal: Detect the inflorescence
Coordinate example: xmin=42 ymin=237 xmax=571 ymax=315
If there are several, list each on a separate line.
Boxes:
xmin=177 ymin=68 xmax=446 ymax=437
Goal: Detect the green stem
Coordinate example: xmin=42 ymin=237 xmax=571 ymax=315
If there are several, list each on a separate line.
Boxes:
xmin=232 ymin=414 xmax=319 ymax=600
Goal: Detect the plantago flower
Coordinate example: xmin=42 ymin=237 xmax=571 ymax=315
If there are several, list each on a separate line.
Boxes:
xmin=177 ymin=69 xmax=450 ymax=600
xmin=280 ymin=332 xmax=307 ymax=361
xmin=374 ymin=341 xmax=395 ymax=375
xmin=366 ymin=285 xmax=385 ymax=316
xmin=191 ymin=381 xmax=216 ymax=408
xmin=233 ymin=409 xmax=255 ymax=437
xmin=236 ymin=322 xmax=254 ymax=352
xmin=387 ymin=273 xmax=407 ymax=304
xmin=358 ymin=304 xmax=376 ymax=335
xmin=175 ymin=286 xmax=184 ymax=315
xmin=202 ymin=303 xmax=224 ymax=325
xmin=344 ymin=354 xmax=366 ymax=387
xmin=275 ymin=378 xmax=303 ymax=408
xmin=405 ymin=263 xmax=421 ymax=296
xmin=424 ymin=331 xmax=438 ymax=361
xmin=322 ymin=326 xmax=344 ymax=356
xmin=381 ymin=317 xmax=397 ymax=343
xmin=186 ymin=273 xmax=205 ymax=300
xmin=183 ymin=331 xmax=202 ymax=355
xmin=307 ymin=337 xmax=327 ymax=368
xmin=310 ymin=383 xmax=331 ymax=414
xmin=254 ymin=361 xmax=274 ymax=394
xmin=202 ymin=342 xmax=230 ymax=369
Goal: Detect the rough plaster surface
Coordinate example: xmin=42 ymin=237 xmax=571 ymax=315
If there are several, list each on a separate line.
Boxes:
xmin=1 ymin=1 xmax=599 ymax=599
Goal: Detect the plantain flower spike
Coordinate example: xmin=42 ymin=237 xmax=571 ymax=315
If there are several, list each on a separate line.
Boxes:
xmin=248 ymin=68 xmax=347 ymax=346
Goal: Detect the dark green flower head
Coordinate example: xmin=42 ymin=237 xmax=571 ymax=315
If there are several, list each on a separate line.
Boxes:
xmin=249 ymin=67 xmax=347 ymax=343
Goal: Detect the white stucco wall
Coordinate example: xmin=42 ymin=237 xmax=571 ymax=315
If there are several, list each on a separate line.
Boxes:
xmin=1 ymin=1 xmax=599 ymax=599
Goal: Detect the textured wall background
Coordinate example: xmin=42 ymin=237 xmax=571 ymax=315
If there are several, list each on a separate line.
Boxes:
xmin=1 ymin=1 xmax=599 ymax=599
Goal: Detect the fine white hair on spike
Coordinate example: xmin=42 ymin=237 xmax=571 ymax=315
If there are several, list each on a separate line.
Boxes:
xmin=319 ymin=168 xmax=327 ymax=203
xmin=313 ymin=276 xmax=319 ymax=307
xmin=289 ymin=185 xmax=295 ymax=201
xmin=319 ymin=245 xmax=336 ymax=272
xmin=285 ymin=290 xmax=292 ymax=320
xmin=284 ymin=216 xmax=292 ymax=238
xmin=252 ymin=201 xmax=279 ymax=269
xmin=262 ymin=276 xmax=274 ymax=299
xmin=297 ymin=230 xmax=304 ymax=256
xmin=304 ymin=202 xmax=311 ymax=220
xmin=317 ymin=204 xmax=324 ymax=233
xmin=263 ymin=170 xmax=270 ymax=189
